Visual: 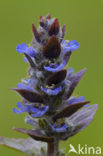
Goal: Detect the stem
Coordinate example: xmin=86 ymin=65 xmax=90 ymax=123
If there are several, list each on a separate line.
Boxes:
xmin=47 ymin=141 xmax=59 ymax=156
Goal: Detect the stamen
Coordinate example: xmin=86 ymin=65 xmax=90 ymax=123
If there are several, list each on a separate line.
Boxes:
xmin=46 ymin=85 xmax=48 ymax=88
xmin=41 ymin=104 xmax=44 ymax=109
xmin=51 ymin=84 xmax=55 ymax=87
xmin=48 ymin=60 xmax=51 ymax=63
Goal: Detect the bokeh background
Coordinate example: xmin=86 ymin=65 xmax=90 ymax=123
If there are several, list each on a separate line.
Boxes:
xmin=0 ymin=0 xmax=103 ymax=155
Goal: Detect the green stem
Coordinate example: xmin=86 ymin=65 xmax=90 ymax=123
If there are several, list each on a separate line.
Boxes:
xmin=47 ymin=141 xmax=59 ymax=156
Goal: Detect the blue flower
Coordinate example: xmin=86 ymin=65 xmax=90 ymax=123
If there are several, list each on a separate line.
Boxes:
xmin=25 ymin=116 xmax=38 ymax=127
xmin=13 ymin=102 xmax=29 ymax=114
xmin=16 ymin=43 xmax=36 ymax=57
xmin=68 ymin=96 xmax=85 ymax=105
xmin=24 ymin=56 xmax=34 ymax=63
xmin=17 ymin=83 xmax=33 ymax=91
xmin=31 ymin=105 xmax=49 ymax=118
xmin=17 ymin=79 xmax=37 ymax=91
xmin=67 ymin=68 xmax=74 ymax=77
xmin=62 ymin=40 xmax=80 ymax=53
xmin=49 ymin=123 xmax=67 ymax=133
xmin=13 ymin=102 xmax=49 ymax=118
xmin=41 ymin=86 xmax=62 ymax=95
xmin=44 ymin=60 xmax=66 ymax=73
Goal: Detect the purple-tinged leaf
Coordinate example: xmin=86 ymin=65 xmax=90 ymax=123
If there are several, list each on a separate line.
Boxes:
xmin=43 ymin=35 xmax=61 ymax=59
xmin=65 ymin=68 xmax=86 ymax=99
xmin=47 ymin=69 xmax=67 ymax=86
xmin=52 ymin=101 xmax=90 ymax=121
xmin=48 ymin=18 xmax=60 ymax=36
xmin=40 ymin=16 xmax=45 ymax=27
xmin=0 ymin=137 xmax=47 ymax=155
xmin=12 ymin=88 xmax=43 ymax=103
xmin=61 ymin=24 xmax=66 ymax=41
xmin=62 ymin=104 xmax=98 ymax=140
xmin=24 ymin=53 xmax=36 ymax=68
xmin=13 ymin=128 xmax=54 ymax=143
xmin=32 ymin=24 xmax=41 ymax=43
xmin=46 ymin=14 xmax=51 ymax=19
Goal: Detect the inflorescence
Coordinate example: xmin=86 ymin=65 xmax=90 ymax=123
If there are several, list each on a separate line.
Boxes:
xmin=0 ymin=14 xmax=98 ymax=156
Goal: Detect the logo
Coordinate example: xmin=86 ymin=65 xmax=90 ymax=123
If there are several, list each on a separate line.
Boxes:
xmin=68 ymin=144 xmax=102 ymax=155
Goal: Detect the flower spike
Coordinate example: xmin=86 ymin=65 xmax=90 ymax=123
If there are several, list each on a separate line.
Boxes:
xmin=0 ymin=14 xmax=98 ymax=156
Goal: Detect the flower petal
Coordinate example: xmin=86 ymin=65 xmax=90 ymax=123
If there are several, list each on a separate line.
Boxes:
xmin=25 ymin=116 xmax=38 ymax=127
xmin=16 ymin=43 xmax=27 ymax=53
xmin=13 ymin=102 xmax=29 ymax=114
xmin=17 ymin=83 xmax=33 ymax=91
xmin=44 ymin=60 xmax=66 ymax=73
xmin=41 ymin=86 xmax=62 ymax=95
xmin=68 ymin=96 xmax=85 ymax=105
xmin=16 ymin=43 xmax=36 ymax=57
xmin=13 ymin=101 xmax=48 ymax=118
xmin=67 ymin=68 xmax=74 ymax=77
xmin=62 ymin=40 xmax=80 ymax=54
xmin=31 ymin=105 xmax=49 ymax=118
xmin=49 ymin=123 xmax=67 ymax=133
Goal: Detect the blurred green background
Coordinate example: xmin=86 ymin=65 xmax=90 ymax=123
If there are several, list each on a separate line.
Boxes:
xmin=0 ymin=0 xmax=103 ymax=155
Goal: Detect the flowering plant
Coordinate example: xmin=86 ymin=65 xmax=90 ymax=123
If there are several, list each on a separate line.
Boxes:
xmin=0 ymin=14 xmax=98 ymax=156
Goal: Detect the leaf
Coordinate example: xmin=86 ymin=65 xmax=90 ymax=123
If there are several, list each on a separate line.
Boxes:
xmin=40 ymin=16 xmax=45 ymax=27
xmin=32 ymin=24 xmax=41 ymax=43
xmin=12 ymin=88 xmax=43 ymax=103
xmin=61 ymin=24 xmax=66 ymax=41
xmin=48 ymin=18 xmax=60 ymax=36
xmin=0 ymin=137 xmax=47 ymax=156
xmin=43 ymin=35 xmax=61 ymax=59
xmin=65 ymin=68 xmax=86 ymax=99
xmin=24 ymin=53 xmax=36 ymax=68
xmin=46 ymin=14 xmax=51 ymax=19
xmin=13 ymin=127 xmax=54 ymax=143
xmin=62 ymin=104 xmax=98 ymax=140
xmin=52 ymin=101 xmax=90 ymax=121
xmin=47 ymin=69 xmax=67 ymax=86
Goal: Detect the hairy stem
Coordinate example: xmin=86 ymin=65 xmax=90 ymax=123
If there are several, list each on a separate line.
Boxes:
xmin=47 ymin=141 xmax=59 ymax=156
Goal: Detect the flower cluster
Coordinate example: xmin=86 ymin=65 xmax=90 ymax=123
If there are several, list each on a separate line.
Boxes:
xmin=0 ymin=14 xmax=98 ymax=156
